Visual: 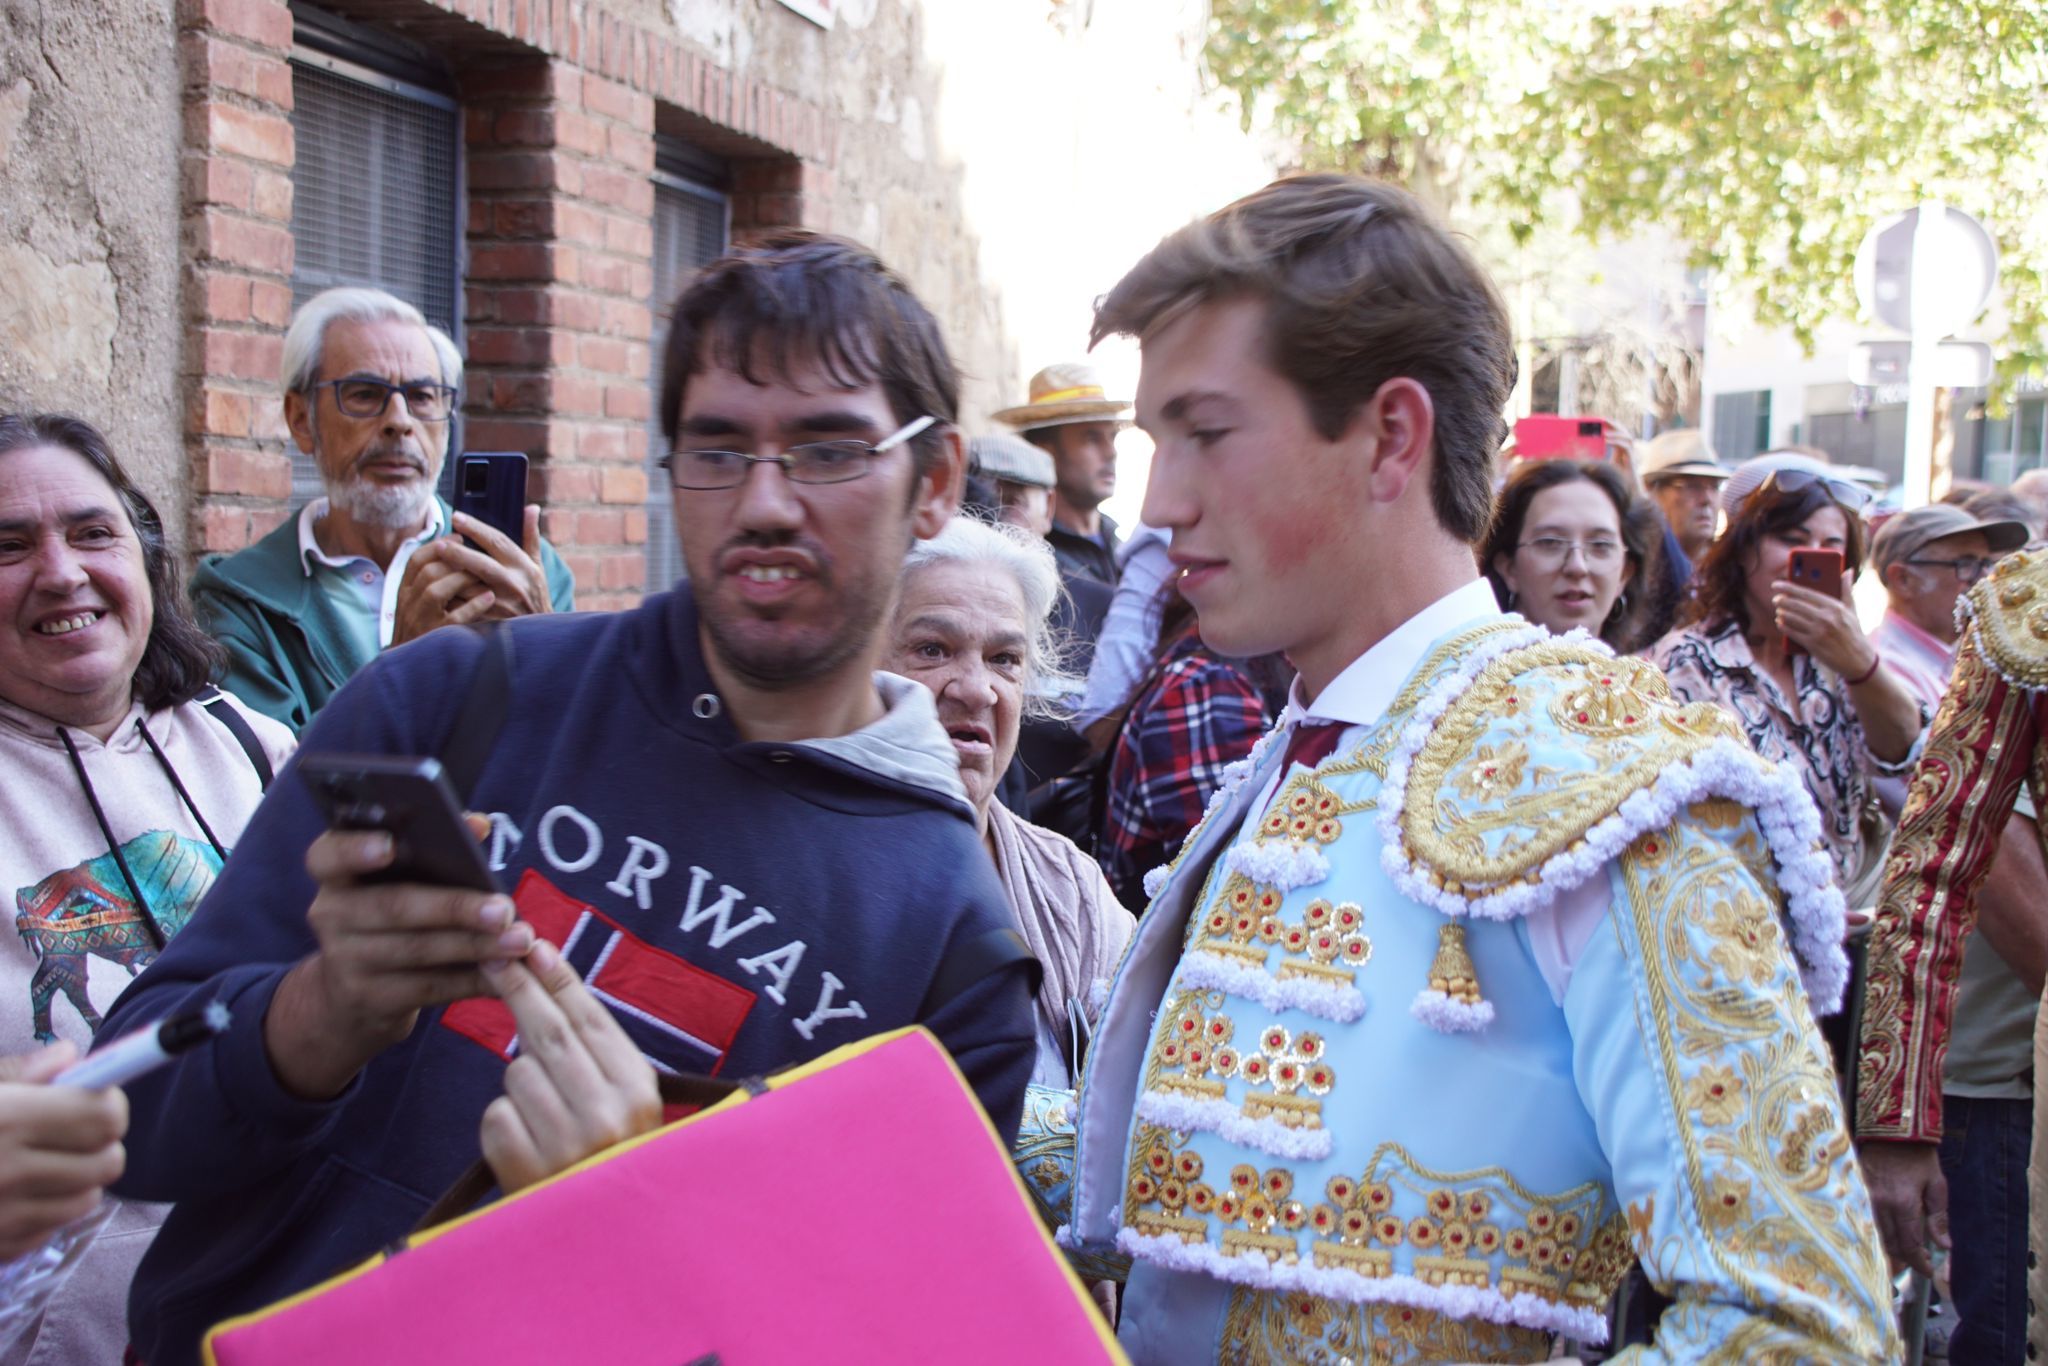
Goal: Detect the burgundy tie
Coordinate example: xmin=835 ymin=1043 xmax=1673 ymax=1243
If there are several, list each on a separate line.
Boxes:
xmin=1281 ymin=720 xmax=1345 ymax=772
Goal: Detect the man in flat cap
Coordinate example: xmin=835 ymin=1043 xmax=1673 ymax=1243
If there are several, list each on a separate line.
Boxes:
xmin=970 ymin=430 xmax=1059 ymax=539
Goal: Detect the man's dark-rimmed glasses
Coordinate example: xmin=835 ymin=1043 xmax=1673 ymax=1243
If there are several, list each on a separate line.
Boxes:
xmin=312 ymin=377 xmax=458 ymax=423
xmin=662 ymin=415 xmax=936 ymax=491
xmin=1906 ymin=554 xmax=1997 ymax=583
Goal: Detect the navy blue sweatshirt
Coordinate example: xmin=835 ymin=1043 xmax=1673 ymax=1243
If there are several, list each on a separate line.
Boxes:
xmin=103 ymin=591 xmax=1036 ymax=1365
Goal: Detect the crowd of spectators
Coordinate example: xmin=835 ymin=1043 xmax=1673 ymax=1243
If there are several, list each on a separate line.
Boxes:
xmin=3 ymin=177 xmax=2046 ymax=1365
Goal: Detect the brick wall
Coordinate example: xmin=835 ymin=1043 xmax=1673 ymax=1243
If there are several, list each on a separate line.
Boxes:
xmin=174 ymin=0 xmax=843 ymax=591
xmin=178 ymin=0 xmax=297 ymax=554
xmin=462 ymin=59 xmax=656 ymax=610
xmin=170 ymin=0 xmax=1002 ymax=604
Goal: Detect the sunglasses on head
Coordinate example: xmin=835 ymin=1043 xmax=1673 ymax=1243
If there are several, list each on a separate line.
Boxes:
xmin=1756 ymin=467 xmax=1874 ymax=512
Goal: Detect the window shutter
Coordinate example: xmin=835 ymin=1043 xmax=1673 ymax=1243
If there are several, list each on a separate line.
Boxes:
xmin=644 ymin=170 xmax=731 ymax=592
xmin=288 ymin=53 xmax=460 ymax=504
xmin=1711 ymin=390 xmax=1770 ymax=465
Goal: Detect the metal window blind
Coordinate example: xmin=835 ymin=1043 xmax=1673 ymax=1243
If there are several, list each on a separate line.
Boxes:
xmin=288 ymin=54 xmax=460 ymax=504
xmin=644 ymin=173 xmax=730 ymax=592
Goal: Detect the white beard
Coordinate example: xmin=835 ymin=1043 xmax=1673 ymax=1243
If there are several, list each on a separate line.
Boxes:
xmin=324 ymin=473 xmax=435 ymax=530
xmin=313 ymin=427 xmax=442 ymax=531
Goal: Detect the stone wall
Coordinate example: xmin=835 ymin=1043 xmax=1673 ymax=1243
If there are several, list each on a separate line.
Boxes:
xmin=0 ymin=0 xmax=187 ymax=546
xmin=5 ymin=0 xmax=1018 ymax=599
xmin=660 ymin=0 xmax=1016 ymax=422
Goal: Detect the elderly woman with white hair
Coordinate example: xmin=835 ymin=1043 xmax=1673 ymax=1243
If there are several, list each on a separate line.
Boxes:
xmin=886 ymin=517 xmax=1134 ymax=1090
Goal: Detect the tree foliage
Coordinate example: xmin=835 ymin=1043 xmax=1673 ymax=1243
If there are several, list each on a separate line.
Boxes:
xmin=1207 ymin=0 xmax=2048 ymax=389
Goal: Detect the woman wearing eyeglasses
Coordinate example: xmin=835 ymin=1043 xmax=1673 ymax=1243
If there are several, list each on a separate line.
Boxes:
xmin=1647 ymin=454 xmax=1926 ymax=905
xmin=1482 ymin=459 xmax=1665 ymax=652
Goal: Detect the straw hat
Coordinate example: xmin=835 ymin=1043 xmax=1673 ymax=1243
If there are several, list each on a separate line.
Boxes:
xmin=991 ymin=362 xmax=1133 ymax=431
xmin=1638 ymin=430 xmax=1728 ymax=486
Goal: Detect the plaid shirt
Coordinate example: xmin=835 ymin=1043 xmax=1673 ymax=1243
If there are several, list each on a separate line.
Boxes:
xmin=1099 ymin=632 xmax=1272 ymax=910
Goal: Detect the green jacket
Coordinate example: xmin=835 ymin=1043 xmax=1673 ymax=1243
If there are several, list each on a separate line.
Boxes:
xmin=189 ymin=498 xmax=576 ymax=733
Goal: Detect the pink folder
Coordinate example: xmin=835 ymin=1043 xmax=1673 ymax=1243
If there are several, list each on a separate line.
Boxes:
xmin=206 ymin=1027 xmax=1125 ymax=1365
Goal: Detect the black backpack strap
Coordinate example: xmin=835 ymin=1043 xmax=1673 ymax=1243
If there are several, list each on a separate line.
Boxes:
xmin=919 ymin=927 xmax=1042 ymax=1018
xmin=438 ymin=625 xmax=516 ymax=804
xmin=198 ymin=687 xmax=273 ymax=792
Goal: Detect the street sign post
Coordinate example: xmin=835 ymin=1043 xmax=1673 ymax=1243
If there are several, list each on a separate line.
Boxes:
xmin=1853 ymin=204 xmax=1999 ymax=507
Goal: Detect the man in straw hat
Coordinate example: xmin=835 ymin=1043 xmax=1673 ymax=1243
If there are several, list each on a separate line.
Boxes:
xmin=1637 ymin=429 xmax=1729 ymax=568
xmin=995 ymin=362 xmax=1132 ymax=584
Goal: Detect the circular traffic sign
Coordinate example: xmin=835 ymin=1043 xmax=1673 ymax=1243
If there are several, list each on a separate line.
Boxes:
xmin=1853 ymin=205 xmax=1999 ymax=334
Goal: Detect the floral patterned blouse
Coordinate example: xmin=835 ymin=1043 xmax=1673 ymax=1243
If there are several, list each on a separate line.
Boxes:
xmin=1647 ymin=618 xmax=1919 ymax=887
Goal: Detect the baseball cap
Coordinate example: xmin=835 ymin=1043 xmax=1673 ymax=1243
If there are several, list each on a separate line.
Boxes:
xmin=1638 ymin=430 xmax=1728 ymax=485
xmin=1870 ymin=503 xmax=2031 ymax=576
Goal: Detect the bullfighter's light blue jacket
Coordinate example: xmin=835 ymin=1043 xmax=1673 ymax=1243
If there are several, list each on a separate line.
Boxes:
xmin=1066 ymin=596 xmax=1897 ymax=1364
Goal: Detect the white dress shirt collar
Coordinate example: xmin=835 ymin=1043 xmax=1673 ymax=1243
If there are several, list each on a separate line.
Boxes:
xmin=296 ymin=497 xmax=444 ymax=574
xmin=1280 ymin=577 xmax=1505 ymax=731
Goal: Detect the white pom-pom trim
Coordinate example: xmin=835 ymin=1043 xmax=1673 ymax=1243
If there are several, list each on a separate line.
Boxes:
xmin=1113 ymin=1228 xmax=1610 ymax=1342
xmin=1223 ymin=839 xmax=1331 ymax=891
xmin=1373 ymin=629 xmax=1851 ymax=1014
xmin=1134 ymin=1090 xmax=1335 ymax=1161
xmin=1409 ymin=990 xmax=1495 ymax=1033
xmin=1176 ymin=949 xmax=1367 ymax=1023
xmin=1142 ymin=864 xmax=1172 ymax=900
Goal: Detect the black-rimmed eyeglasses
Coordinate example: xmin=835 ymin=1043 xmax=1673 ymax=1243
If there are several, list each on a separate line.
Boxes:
xmin=1906 ymin=554 xmax=1997 ymax=583
xmin=312 ymin=378 xmax=458 ymax=423
xmin=661 ymin=416 xmax=936 ymax=491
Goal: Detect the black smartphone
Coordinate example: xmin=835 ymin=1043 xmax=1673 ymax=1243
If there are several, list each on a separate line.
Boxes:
xmin=453 ymin=452 xmax=528 ymax=548
xmin=1783 ymin=547 xmax=1845 ymax=659
xmin=297 ymin=755 xmax=499 ymax=894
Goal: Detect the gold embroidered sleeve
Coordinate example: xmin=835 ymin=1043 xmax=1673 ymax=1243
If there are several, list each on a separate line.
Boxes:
xmin=1570 ymin=804 xmax=1897 ymax=1362
xmin=1855 ymin=628 xmax=2041 ymax=1141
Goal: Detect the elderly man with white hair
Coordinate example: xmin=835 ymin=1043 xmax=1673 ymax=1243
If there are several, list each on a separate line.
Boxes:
xmin=191 ymin=287 xmax=574 ymax=731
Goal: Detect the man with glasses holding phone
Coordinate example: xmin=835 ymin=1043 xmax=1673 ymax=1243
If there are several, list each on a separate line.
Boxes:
xmin=1869 ymin=504 xmax=2031 ymax=707
xmin=191 ymin=287 xmax=576 ymax=732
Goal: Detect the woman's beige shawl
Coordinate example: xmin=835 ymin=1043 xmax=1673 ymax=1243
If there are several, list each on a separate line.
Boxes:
xmin=985 ymin=800 xmax=1134 ymax=1061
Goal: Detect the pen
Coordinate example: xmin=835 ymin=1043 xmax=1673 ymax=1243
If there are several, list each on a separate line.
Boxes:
xmin=54 ymin=1003 xmax=231 ymax=1090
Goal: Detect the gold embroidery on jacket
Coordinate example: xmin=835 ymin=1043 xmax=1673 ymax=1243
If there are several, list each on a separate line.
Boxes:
xmin=1975 ymin=549 xmax=2048 ymax=688
xmin=1125 ymin=1136 xmax=1631 ymax=1318
xmin=1219 ymin=1287 xmax=1555 ymax=1363
xmin=1618 ymin=816 xmax=1895 ymax=1358
xmin=1192 ymin=877 xmax=1374 ymax=985
xmin=1400 ymin=641 xmax=1742 ymax=890
xmin=1144 ymin=997 xmax=1337 ymax=1130
xmin=1858 ymin=635 xmax=2023 ymax=1137
xmin=1152 ymin=621 xmax=1529 ymax=905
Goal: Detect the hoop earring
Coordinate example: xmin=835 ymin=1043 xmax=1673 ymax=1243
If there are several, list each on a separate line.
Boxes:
xmin=1505 ymin=591 xmax=1519 ymax=612
xmin=1607 ymin=590 xmax=1629 ymax=623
